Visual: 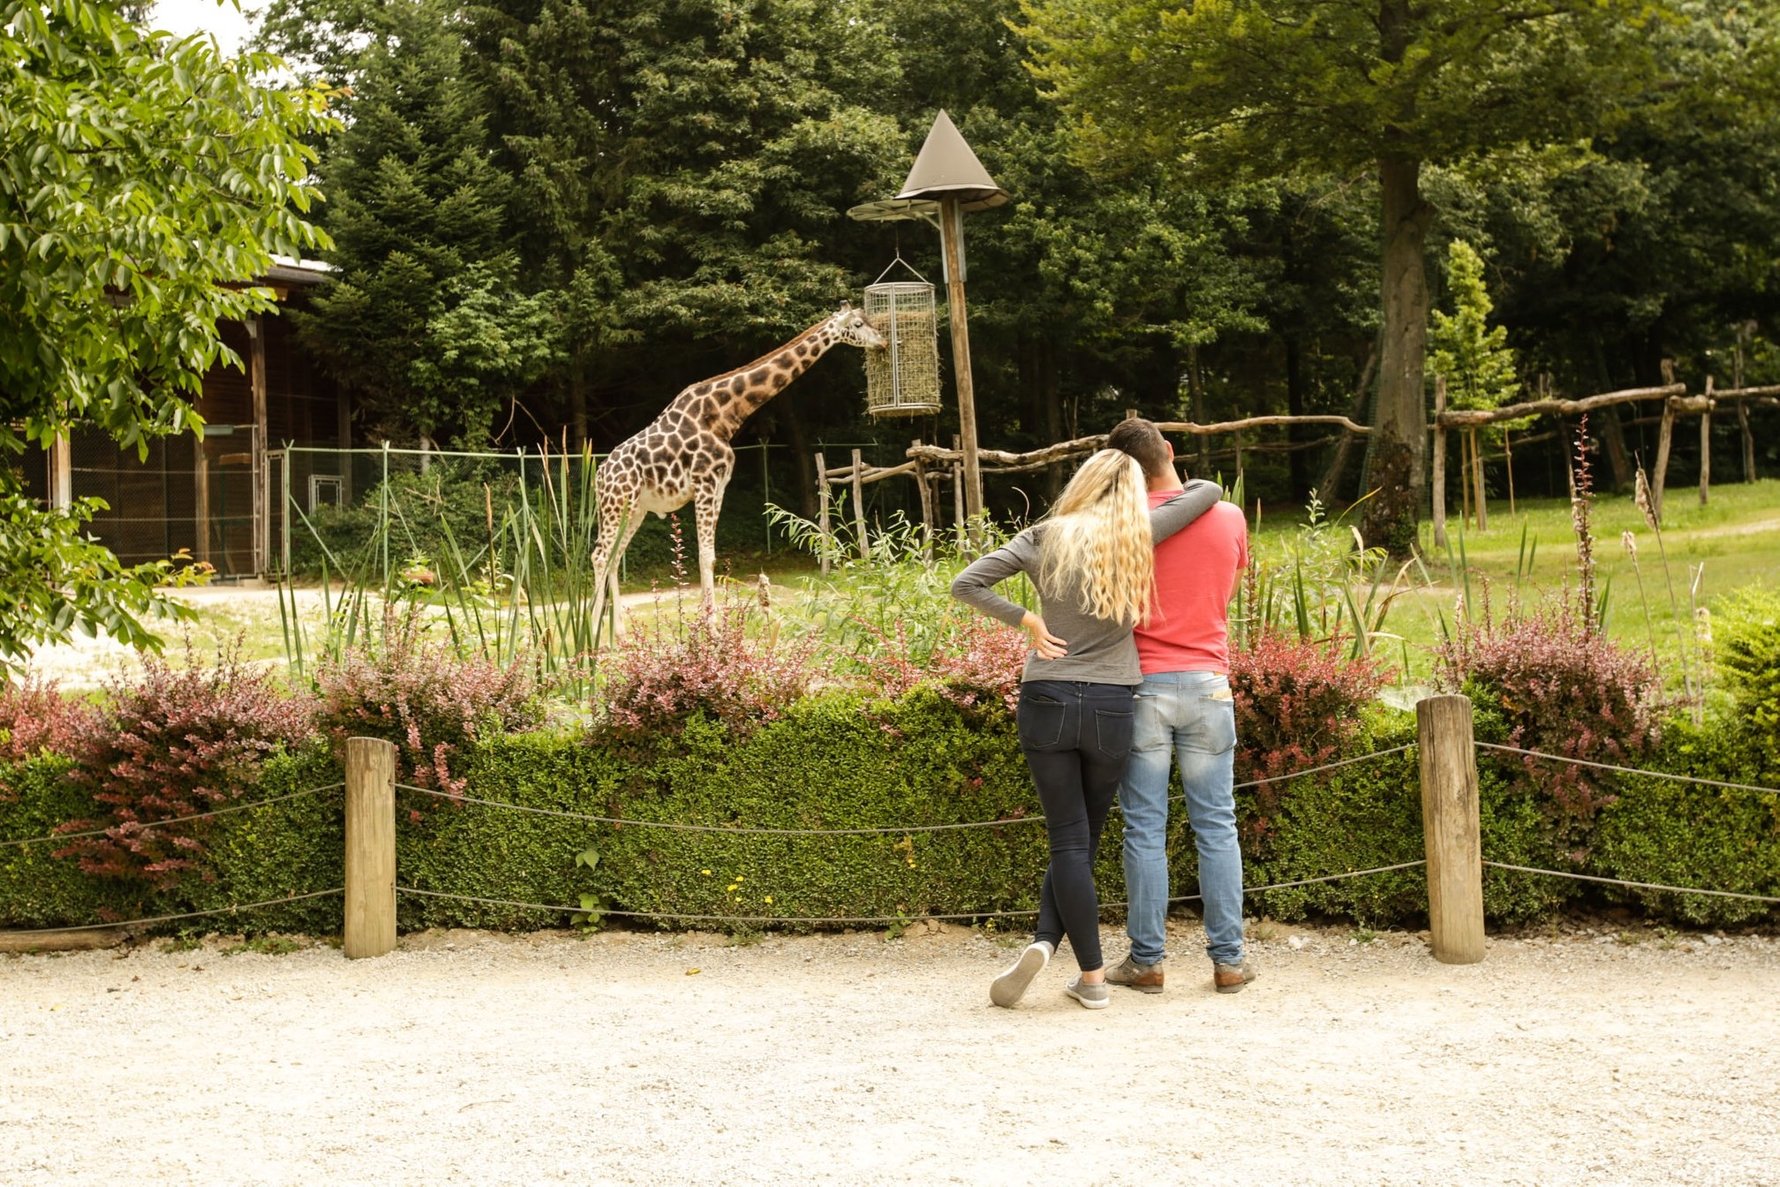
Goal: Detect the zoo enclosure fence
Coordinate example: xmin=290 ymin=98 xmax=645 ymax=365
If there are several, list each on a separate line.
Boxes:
xmin=6 ymin=695 xmax=1776 ymax=954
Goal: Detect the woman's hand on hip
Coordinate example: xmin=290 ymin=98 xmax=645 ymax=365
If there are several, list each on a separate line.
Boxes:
xmin=1020 ymin=611 xmax=1068 ymax=660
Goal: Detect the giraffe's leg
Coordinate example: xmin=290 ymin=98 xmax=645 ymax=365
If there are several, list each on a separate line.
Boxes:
xmin=693 ymin=476 xmax=729 ymax=609
xmin=590 ymin=493 xmax=640 ymax=641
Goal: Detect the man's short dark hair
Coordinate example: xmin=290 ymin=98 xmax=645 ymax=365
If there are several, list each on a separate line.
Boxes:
xmin=1106 ymin=417 xmax=1173 ymax=480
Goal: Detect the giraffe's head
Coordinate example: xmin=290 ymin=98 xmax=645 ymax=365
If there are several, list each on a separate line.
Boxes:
xmin=828 ymin=301 xmax=887 ymax=351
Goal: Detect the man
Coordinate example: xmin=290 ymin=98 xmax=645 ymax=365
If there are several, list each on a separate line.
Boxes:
xmin=1104 ymin=417 xmax=1253 ymax=994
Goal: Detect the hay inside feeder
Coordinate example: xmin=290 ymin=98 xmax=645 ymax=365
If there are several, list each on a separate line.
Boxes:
xmin=863 ymin=279 xmax=942 ymax=418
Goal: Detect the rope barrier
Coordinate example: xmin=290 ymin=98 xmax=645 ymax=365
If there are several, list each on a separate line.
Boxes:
xmin=394 ymin=784 xmax=1043 ymax=836
xmin=0 ymin=888 xmax=346 ymax=936
xmin=1231 ymin=744 xmax=1414 ymax=791
xmin=0 ymin=784 xmax=346 ymax=850
xmin=1475 ymin=743 xmax=1780 ymax=797
xmin=393 ymin=746 xmax=1418 ymax=838
xmin=396 ymin=863 xmax=1425 ymax=928
xmin=1481 ymin=862 xmax=1780 ymax=905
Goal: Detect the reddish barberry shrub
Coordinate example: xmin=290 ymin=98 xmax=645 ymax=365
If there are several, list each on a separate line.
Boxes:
xmin=1436 ymin=598 xmax=1658 ymax=849
xmin=312 ymin=621 xmax=541 ymax=800
xmin=55 ymin=653 xmax=318 ymax=888
xmin=0 ymin=680 xmax=95 ymax=798
xmin=1229 ymin=633 xmax=1387 ymax=846
xmin=598 ymin=602 xmax=817 ymax=738
xmin=866 ymin=611 xmax=1026 ymax=717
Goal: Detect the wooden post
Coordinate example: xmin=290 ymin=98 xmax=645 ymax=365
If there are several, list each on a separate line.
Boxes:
xmin=249 ymin=317 xmax=269 ymax=576
xmin=50 ymin=435 xmax=73 ymax=510
xmin=814 ymin=450 xmax=831 ymax=577
xmin=1431 ymin=376 xmax=1447 ymax=550
xmin=344 ymin=736 xmax=397 ymax=959
xmin=1416 ymin=695 xmax=1485 ymax=965
xmin=1652 ymin=396 xmax=1675 ymax=523
xmin=912 ymin=442 xmax=934 ymax=561
xmin=1459 ymin=428 xmax=1472 ymax=529
xmin=1466 ymin=427 xmax=1480 ymax=530
xmin=194 ymin=449 xmax=211 ymax=566
xmin=1503 ymin=427 xmax=1516 ymax=517
xmin=1699 ymin=376 xmax=1713 ymax=507
xmin=1735 ymin=343 xmax=1757 ymax=482
xmin=939 ymin=196 xmax=984 ymax=536
xmin=850 ymin=448 xmax=870 ymax=560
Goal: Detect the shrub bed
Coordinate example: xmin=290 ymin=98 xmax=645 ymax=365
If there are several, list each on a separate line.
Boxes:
xmin=2 ymin=690 xmax=1775 ymax=936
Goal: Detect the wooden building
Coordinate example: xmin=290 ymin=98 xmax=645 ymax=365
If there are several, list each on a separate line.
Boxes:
xmin=32 ymin=259 xmax=344 ymax=579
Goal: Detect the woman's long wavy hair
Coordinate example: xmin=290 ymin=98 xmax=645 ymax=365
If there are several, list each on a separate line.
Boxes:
xmin=1038 ymin=449 xmax=1155 ymax=625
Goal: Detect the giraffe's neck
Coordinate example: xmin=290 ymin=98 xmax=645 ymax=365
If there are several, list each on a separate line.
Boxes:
xmin=674 ymin=321 xmax=838 ymax=441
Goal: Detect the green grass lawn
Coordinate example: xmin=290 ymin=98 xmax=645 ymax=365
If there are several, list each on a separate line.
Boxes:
xmin=1256 ymin=477 xmax=1780 ymax=684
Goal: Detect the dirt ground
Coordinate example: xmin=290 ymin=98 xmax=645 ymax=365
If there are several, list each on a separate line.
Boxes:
xmin=2 ymin=918 xmax=1776 ymax=1186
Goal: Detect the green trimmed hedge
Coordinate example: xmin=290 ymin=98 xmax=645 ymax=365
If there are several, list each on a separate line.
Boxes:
xmin=2 ymin=690 xmax=1775 ymax=936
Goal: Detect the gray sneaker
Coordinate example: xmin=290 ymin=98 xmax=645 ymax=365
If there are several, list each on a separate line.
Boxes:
xmin=990 ymin=941 xmax=1051 ymax=1008
xmin=1064 ymin=976 xmax=1110 ymax=1010
xmin=1105 ymin=954 xmax=1165 ymax=994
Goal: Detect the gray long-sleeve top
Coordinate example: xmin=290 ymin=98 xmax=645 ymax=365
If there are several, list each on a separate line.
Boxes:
xmin=950 ymin=480 xmax=1223 ymax=685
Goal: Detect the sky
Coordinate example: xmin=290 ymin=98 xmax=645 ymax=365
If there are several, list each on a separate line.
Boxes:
xmin=147 ymin=0 xmax=263 ymax=56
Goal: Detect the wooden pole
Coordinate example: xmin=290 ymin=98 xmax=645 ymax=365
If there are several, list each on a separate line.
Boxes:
xmin=1470 ymin=428 xmax=1488 ymax=532
xmin=1431 ymin=376 xmax=1447 ymax=550
xmin=850 ymin=448 xmax=870 ymax=560
xmin=952 ymin=435 xmax=966 ymax=552
xmin=249 ymin=317 xmax=269 ymax=576
xmin=1699 ymin=376 xmax=1713 ymax=507
xmin=912 ymin=441 xmax=934 ymax=561
xmin=1735 ymin=342 xmax=1756 ymax=482
xmin=1416 ymin=694 xmax=1485 ymax=964
xmin=814 ymin=450 xmax=831 ymax=577
xmin=939 ymin=197 xmax=984 ymax=540
xmin=1459 ymin=428 xmax=1472 ymax=529
xmin=194 ymin=449 xmax=211 ymax=567
xmin=344 ymin=736 xmax=397 ymax=960
xmin=1652 ymin=397 xmax=1675 ymax=523
xmin=1503 ymin=428 xmax=1516 ymax=517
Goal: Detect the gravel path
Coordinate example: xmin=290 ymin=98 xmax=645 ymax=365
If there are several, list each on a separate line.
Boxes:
xmin=3 ymin=920 xmax=1777 ymax=1186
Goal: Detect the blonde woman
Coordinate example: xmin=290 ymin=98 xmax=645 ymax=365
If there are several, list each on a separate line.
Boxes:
xmin=952 ymin=451 xmax=1221 ymax=1009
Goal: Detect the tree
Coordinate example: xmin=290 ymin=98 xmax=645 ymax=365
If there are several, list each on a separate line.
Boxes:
xmin=1019 ymin=0 xmax=1691 ymax=552
xmin=0 ymin=1 xmax=333 ymax=675
xmin=1429 ymin=241 xmax=1518 ymax=419
xmin=275 ymin=0 xmax=557 ymax=446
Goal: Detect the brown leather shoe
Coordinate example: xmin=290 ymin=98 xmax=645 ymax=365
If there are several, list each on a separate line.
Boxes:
xmin=1213 ymin=961 xmax=1257 ymax=993
xmin=1105 ymin=955 xmax=1164 ymax=994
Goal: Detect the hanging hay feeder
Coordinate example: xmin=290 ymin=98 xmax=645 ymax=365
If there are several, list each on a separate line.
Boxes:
xmin=862 ymin=261 xmax=942 ymax=418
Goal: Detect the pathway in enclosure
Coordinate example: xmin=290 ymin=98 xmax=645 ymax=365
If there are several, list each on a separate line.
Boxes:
xmin=3 ymin=921 xmax=1775 ymax=1186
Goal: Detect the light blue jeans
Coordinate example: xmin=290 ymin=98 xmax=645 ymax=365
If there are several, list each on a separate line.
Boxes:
xmin=1120 ymin=670 xmax=1245 ymax=967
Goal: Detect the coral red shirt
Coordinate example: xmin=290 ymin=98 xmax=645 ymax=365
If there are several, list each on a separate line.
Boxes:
xmin=1136 ymin=491 xmax=1247 ymax=675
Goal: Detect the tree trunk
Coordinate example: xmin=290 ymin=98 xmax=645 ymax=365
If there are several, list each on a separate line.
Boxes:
xmin=1362 ymin=154 xmax=1432 ymax=556
xmin=773 ymin=395 xmax=817 ymax=518
xmin=1187 ymin=343 xmax=1209 ymax=476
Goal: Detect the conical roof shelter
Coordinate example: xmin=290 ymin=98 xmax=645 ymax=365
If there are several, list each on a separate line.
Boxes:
xmin=895 ymin=109 xmax=1008 ymax=212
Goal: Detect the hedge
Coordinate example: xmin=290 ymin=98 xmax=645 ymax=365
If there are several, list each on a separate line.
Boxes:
xmin=2 ymin=689 xmax=1775 ymax=936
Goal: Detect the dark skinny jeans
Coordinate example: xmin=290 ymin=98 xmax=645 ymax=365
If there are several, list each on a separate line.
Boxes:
xmin=1016 ymin=679 xmax=1136 ymax=972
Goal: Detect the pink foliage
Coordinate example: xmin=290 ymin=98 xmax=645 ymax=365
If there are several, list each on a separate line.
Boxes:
xmin=312 ymin=623 xmax=540 ymax=799
xmin=1229 ymin=633 xmax=1387 ymax=845
xmin=55 ymin=652 xmax=317 ymax=887
xmin=0 ymin=679 xmax=95 ymax=769
xmin=867 ymin=612 xmax=1027 ymax=716
xmin=1437 ymin=598 xmax=1658 ymax=842
xmin=598 ymin=602 xmax=817 ymax=737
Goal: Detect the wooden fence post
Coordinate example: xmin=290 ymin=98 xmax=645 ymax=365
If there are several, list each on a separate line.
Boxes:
xmin=1416 ymin=695 xmax=1485 ymax=964
xmin=344 ymin=736 xmax=397 ymax=959
xmin=851 ymin=448 xmax=871 ymax=561
xmin=814 ymin=450 xmax=831 ymax=577
xmin=1652 ymin=396 xmax=1675 ymax=522
xmin=1431 ymin=376 xmax=1448 ymax=550
xmin=1699 ymin=376 xmax=1713 ymax=507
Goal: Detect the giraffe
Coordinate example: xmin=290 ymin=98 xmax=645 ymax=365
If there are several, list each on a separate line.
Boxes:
xmin=590 ymin=302 xmax=886 ymax=632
